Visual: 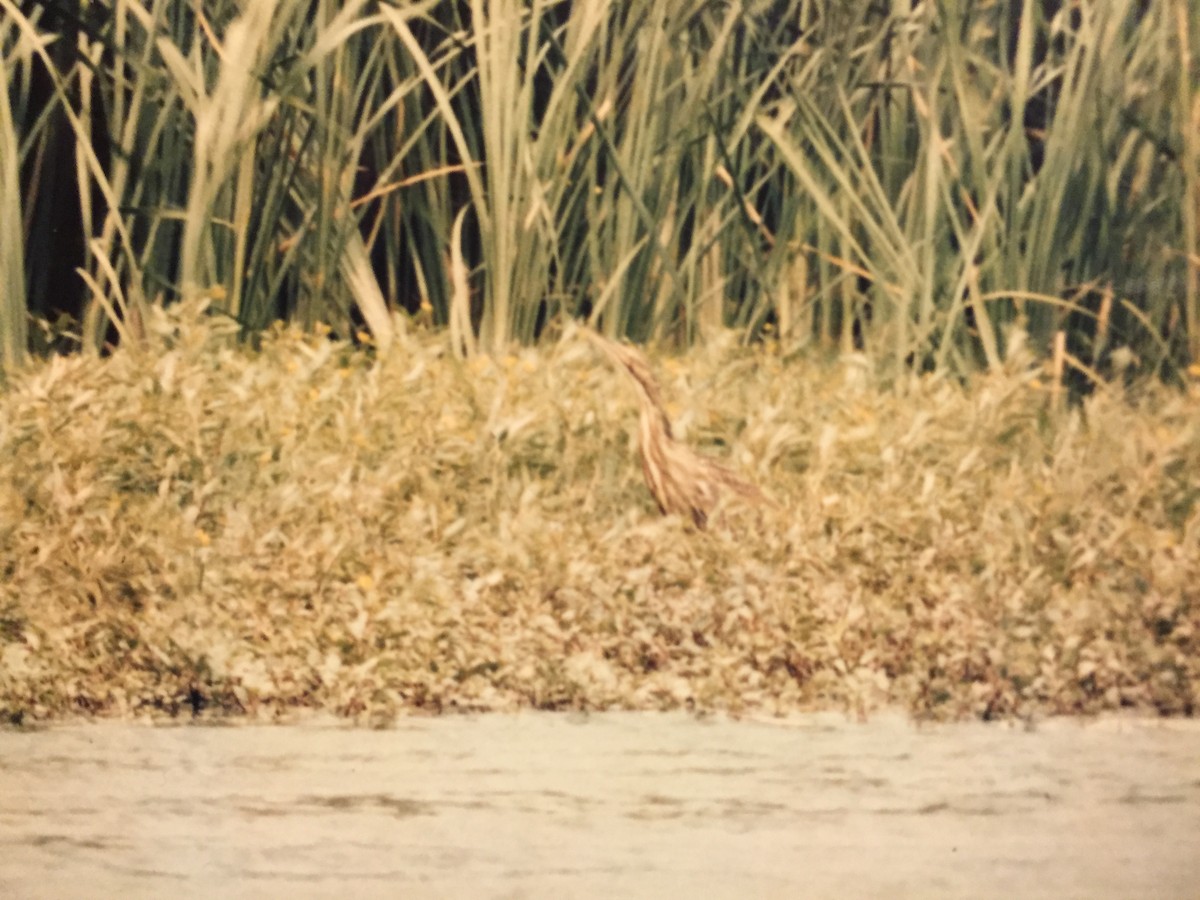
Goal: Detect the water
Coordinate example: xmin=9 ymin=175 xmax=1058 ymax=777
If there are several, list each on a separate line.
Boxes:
xmin=2 ymin=712 xmax=1198 ymax=898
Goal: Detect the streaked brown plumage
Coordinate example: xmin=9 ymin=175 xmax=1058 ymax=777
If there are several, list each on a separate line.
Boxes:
xmin=583 ymin=329 xmax=765 ymax=528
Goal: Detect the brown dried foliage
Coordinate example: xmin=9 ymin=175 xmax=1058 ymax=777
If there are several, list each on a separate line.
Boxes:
xmin=1 ymin=304 xmax=1198 ymax=724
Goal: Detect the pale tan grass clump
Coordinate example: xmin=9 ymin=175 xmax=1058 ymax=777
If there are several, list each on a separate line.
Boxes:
xmin=0 ymin=307 xmax=1198 ymax=724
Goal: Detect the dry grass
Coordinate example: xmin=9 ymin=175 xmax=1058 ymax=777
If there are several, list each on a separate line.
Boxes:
xmin=1 ymin=304 xmax=1198 ymax=724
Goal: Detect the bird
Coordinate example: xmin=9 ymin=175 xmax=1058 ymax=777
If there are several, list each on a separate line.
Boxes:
xmin=582 ymin=327 xmax=767 ymax=529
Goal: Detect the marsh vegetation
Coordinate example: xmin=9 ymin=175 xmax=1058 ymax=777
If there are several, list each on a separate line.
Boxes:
xmin=1 ymin=2 xmax=1197 ymax=722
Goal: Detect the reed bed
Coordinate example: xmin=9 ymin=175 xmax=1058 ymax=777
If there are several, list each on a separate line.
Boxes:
xmin=4 ymin=1 xmax=1197 ymax=375
xmin=1 ymin=305 xmax=1197 ymax=724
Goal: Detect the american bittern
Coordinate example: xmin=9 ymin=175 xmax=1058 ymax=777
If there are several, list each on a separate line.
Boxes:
xmin=583 ymin=329 xmax=765 ymax=528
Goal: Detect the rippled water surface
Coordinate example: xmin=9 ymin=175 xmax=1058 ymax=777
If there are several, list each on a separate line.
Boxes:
xmin=2 ymin=712 xmax=1198 ymax=898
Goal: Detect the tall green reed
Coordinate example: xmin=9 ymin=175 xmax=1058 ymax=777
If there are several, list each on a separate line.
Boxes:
xmin=3 ymin=0 xmax=1197 ymax=379
xmin=758 ymin=0 xmax=1198 ymax=378
xmin=0 ymin=10 xmax=28 ymax=368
